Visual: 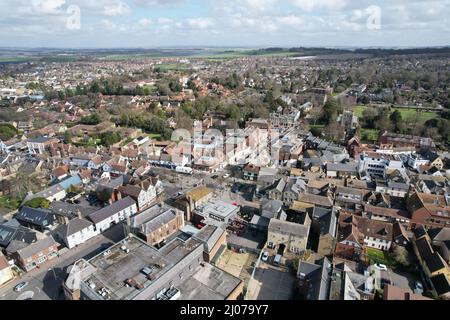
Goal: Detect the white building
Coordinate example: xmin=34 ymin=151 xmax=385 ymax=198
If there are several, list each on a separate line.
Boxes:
xmin=88 ymin=197 xmax=137 ymax=233
xmin=60 ymin=218 xmax=99 ymax=249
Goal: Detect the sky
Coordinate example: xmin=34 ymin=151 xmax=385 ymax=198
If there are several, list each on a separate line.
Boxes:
xmin=0 ymin=0 xmax=449 ymax=48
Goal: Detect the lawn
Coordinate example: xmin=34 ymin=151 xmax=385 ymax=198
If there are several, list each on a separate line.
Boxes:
xmin=352 ymin=105 xmax=438 ymax=124
xmin=366 ymin=248 xmax=397 ymax=267
xmin=148 ymin=133 xmax=162 ymax=139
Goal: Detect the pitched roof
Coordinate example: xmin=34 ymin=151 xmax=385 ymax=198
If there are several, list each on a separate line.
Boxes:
xmin=268 ymin=218 xmax=310 ymax=238
xmin=16 ymin=207 xmax=56 ymax=228
xmin=16 ymin=236 xmax=57 ymax=260
xmin=88 ymin=197 xmax=136 ymax=224
xmin=66 ymin=218 xmax=93 ymax=237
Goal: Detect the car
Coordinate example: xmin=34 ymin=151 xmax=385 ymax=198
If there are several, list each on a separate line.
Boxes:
xmin=415 ymin=281 xmax=424 ymax=292
xmin=261 ymin=252 xmax=269 ymax=262
xmin=223 ymin=174 xmax=230 ymax=178
xmin=374 ymin=263 xmax=388 ymax=271
xmin=232 ymin=202 xmax=238 ymax=206
xmin=14 ymin=282 xmax=29 ymax=292
xmin=211 ymin=175 xmax=219 ymax=179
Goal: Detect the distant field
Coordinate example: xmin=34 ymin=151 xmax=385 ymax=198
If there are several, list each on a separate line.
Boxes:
xmin=154 ymin=63 xmax=192 ymax=72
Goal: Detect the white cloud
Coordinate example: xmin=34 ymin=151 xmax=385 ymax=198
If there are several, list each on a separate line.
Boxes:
xmin=290 ymin=0 xmax=348 ymax=11
xmin=103 ymin=2 xmax=131 ymax=16
xmin=138 ymin=18 xmax=153 ymax=26
xmin=185 ymin=18 xmax=214 ymax=29
xmin=31 ymin=0 xmax=66 ymax=14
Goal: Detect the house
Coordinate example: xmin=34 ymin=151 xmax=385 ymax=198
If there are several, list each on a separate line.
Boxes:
xmin=297 ymin=257 xmax=332 ymax=300
xmin=118 ymin=178 xmax=159 ymax=212
xmin=326 ymin=163 xmax=358 ymax=178
xmin=130 ymin=203 xmax=184 ymax=246
xmin=420 ymin=150 xmax=444 ymax=170
xmin=88 ymin=196 xmax=137 ymax=233
xmin=335 ymin=186 xmax=366 ymax=212
xmin=383 ymin=284 xmax=431 ymax=300
xmin=379 ymin=132 xmax=435 ymax=150
xmin=15 ymin=207 xmax=58 ymax=232
xmin=0 ymin=252 xmax=13 ymax=285
xmin=312 ymin=207 xmax=338 ymax=256
xmin=338 ymin=213 xmax=394 ymax=251
xmin=375 ymin=181 xmax=409 ymax=198
xmin=295 ymin=193 xmax=333 ymax=209
xmin=250 ymin=200 xmax=284 ymax=231
xmin=363 ymin=204 xmax=410 ymax=224
xmin=243 ymin=164 xmax=260 ymax=181
xmin=193 ymin=225 xmax=227 ymax=262
xmin=175 ymin=186 xmax=214 ymax=221
xmin=268 ymin=178 xmax=286 ymax=201
xmin=408 ymin=192 xmax=450 ymax=228
xmin=283 ymin=178 xmax=306 ymax=207
xmin=27 ymin=137 xmax=59 ymax=155
xmin=412 ymin=228 xmax=450 ymax=298
xmin=26 ymin=184 xmax=67 ymax=203
xmin=58 ymin=218 xmax=98 ymax=249
xmin=52 ymin=165 xmax=69 ymax=181
xmin=87 ymin=155 xmax=104 ymax=170
xmin=194 ymin=200 xmax=239 ymax=227
xmin=267 ymin=217 xmax=311 ymax=255
xmin=10 ymin=235 xmax=59 ymax=272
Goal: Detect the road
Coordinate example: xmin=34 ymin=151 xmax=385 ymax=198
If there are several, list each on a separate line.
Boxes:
xmin=0 ymin=224 xmax=125 ymax=300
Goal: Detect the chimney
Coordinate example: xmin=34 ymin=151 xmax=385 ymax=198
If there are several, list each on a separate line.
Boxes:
xmin=117 ymin=191 xmax=122 ymax=200
xmin=76 ymin=209 xmax=82 ymax=220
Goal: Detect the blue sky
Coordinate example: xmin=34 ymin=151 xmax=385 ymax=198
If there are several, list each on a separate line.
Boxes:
xmin=0 ymin=0 xmax=449 ymax=48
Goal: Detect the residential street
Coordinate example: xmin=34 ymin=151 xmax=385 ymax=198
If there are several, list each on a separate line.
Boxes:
xmin=0 ymin=224 xmax=125 ymax=300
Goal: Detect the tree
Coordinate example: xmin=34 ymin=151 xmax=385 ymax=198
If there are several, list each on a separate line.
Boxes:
xmin=321 ymin=99 xmax=339 ymax=125
xmin=24 ymin=197 xmax=51 ymax=209
xmin=390 ymin=110 xmax=403 ymax=132
xmin=0 ymin=123 xmax=17 ymax=141
xmin=80 ymin=113 xmax=101 ymax=125
xmin=391 ymin=245 xmax=411 ymax=268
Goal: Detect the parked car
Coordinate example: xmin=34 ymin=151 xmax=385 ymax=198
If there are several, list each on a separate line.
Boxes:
xmin=374 ymin=263 xmax=388 ymax=271
xmin=262 ymin=252 xmax=269 ymax=262
xmin=14 ymin=282 xmax=29 ymax=292
xmin=415 ymin=281 xmax=424 ymax=292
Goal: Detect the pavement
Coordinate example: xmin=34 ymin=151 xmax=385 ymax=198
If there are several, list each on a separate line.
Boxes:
xmin=0 ymin=224 xmax=125 ymax=300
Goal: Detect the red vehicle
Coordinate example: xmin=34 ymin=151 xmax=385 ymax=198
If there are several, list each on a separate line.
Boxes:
xmin=196 ymin=223 xmax=206 ymax=229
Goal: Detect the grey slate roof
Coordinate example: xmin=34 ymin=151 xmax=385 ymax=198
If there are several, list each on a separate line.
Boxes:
xmin=88 ymin=196 xmax=136 ymax=224
xmin=16 ymin=207 xmax=56 ymax=228
xmin=66 ymin=218 xmax=93 ymax=237
xmin=17 ymin=236 xmax=57 ymax=260
xmin=268 ymin=218 xmax=310 ymax=237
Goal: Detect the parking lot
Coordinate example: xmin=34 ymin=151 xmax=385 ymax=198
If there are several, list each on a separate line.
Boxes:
xmin=248 ymin=261 xmax=296 ymax=300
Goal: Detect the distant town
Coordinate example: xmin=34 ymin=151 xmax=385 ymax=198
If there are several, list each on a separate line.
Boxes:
xmin=0 ymin=46 xmax=449 ymax=301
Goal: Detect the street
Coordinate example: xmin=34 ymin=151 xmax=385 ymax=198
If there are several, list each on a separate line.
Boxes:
xmin=0 ymin=224 xmax=125 ymax=300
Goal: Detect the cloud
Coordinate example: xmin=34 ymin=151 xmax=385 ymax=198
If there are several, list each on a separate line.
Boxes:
xmin=31 ymin=0 xmax=66 ymax=14
xmin=185 ymin=18 xmax=214 ymax=29
xmin=103 ymin=2 xmax=131 ymax=16
xmin=290 ymin=0 xmax=348 ymax=11
xmin=138 ymin=18 xmax=153 ymax=26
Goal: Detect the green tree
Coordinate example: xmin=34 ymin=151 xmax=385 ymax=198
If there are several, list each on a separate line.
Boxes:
xmin=24 ymin=197 xmax=51 ymax=209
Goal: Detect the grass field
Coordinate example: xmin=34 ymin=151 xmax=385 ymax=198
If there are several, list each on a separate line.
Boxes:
xmin=353 ymin=105 xmax=438 ymax=124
